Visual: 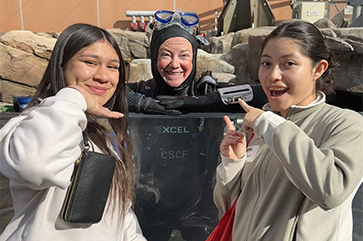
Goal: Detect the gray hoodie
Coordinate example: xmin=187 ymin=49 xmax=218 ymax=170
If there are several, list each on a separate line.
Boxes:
xmin=214 ymin=92 xmax=363 ymax=241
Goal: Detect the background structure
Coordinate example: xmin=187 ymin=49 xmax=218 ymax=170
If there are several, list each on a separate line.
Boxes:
xmin=0 ymin=0 xmax=347 ymax=33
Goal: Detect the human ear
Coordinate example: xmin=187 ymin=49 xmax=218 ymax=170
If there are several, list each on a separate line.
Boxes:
xmin=313 ymin=59 xmax=328 ymax=81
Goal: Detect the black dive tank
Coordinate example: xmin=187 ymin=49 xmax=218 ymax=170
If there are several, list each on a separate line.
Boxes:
xmin=129 ymin=113 xmax=242 ymax=241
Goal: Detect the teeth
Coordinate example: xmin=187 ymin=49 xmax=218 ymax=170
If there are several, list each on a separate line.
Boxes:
xmin=269 ymin=88 xmax=286 ymax=91
xmin=167 ymin=72 xmax=182 ymax=76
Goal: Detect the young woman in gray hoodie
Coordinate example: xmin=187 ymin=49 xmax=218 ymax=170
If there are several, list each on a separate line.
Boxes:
xmin=215 ymin=20 xmax=363 ymax=241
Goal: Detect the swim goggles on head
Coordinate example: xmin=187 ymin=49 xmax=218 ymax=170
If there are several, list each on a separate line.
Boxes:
xmin=150 ymin=9 xmax=209 ymax=45
xmin=154 ymin=9 xmax=199 ymax=28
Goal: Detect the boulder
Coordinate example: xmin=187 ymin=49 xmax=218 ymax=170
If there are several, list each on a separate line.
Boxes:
xmin=0 ymin=30 xmax=56 ymax=60
xmin=314 ymin=18 xmax=337 ymax=29
xmin=207 ymin=32 xmax=234 ymax=54
xmin=196 ymin=49 xmax=235 ymax=77
xmin=128 ymin=59 xmax=152 ymax=83
xmin=0 ymin=43 xmax=48 ymax=86
xmin=221 ymin=43 xmax=254 ymax=85
xmin=334 ymin=54 xmax=363 ymax=93
xmin=108 ymin=29 xmax=149 ymax=60
xmin=0 ymin=81 xmax=36 ymax=103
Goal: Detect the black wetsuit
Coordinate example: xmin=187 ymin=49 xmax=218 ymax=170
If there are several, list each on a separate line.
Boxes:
xmin=127 ymin=76 xmax=268 ymax=114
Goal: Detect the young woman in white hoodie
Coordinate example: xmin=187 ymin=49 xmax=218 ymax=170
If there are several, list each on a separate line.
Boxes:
xmin=0 ymin=23 xmax=146 ymax=241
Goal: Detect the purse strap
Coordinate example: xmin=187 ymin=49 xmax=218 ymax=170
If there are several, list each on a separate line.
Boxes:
xmin=82 ymin=130 xmax=90 ymax=151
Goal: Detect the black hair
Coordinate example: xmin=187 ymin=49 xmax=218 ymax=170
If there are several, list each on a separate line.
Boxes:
xmin=150 ymin=24 xmax=198 ymax=95
xmin=261 ymin=20 xmax=338 ymax=95
xmin=27 ymin=23 xmax=134 ymax=219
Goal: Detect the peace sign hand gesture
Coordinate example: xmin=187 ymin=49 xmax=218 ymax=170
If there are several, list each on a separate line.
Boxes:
xmin=238 ymin=99 xmax=264 ymax=134
xmin=220 ymin=116 xmax=246 ymax=159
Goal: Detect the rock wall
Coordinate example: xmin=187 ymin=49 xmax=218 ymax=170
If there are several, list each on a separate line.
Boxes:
xmin=0 ymin=19 xmax=362 ymax=104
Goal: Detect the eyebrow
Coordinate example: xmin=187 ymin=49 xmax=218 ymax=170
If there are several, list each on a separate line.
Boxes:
xmin=79 ymin=54 xmax=120 ymax=63
xmin=261 ymin=54 xmax=296 ymax=59
xmin=180 ymin=48 xmax=192 ymax=52
xmin=158 ymin=47 xmax=191 ymax=53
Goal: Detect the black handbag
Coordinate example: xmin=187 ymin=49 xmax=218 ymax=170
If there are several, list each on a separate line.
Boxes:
xmin=60 ymin=130 xmax=116 ymax=223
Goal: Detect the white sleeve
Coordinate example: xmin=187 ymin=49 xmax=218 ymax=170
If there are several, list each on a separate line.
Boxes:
xmin=122 ymin=209 xmax=147 ymax=241
xmin=0 ymin=88 xmax=87 ymax=190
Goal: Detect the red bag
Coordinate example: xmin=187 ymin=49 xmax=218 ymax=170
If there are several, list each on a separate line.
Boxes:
xmin=205 ymin=199 xmax=237 ymax=241
xmin=206 ymin=133 xmax=254 ymax=241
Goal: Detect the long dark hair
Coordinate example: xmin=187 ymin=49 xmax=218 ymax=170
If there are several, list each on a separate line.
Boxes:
xmin=261 ymin=20 xmax=338 ymax=95
xmin=27 ymin=23 xmax=134 ymax=219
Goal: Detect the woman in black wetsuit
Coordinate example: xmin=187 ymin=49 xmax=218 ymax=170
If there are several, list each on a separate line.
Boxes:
xmin=126 ymin=10 xmax=267 ymax=115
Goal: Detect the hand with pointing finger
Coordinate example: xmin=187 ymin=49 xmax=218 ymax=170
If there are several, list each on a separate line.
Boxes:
xmin=238 ymin=99 xmax=264 ymax=133
xmin=220 ymin=115 xmax=247 ymax=159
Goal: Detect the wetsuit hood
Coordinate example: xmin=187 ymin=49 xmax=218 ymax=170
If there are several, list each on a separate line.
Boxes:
xmin=150 ymin=24 xmax=198 ymax=95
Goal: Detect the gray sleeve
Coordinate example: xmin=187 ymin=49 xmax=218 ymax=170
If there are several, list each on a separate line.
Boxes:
xmin=255 ymin=110 xmax=363 ymax=210
xmin=213 ymin=154 xmax=246 ymax=215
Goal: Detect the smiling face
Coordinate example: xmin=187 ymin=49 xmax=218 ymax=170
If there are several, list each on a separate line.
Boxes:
xmin=64 ymin=40 xmax=120 ymax=105
xmin=258 ymin=37 xmax=327 ymax=117
xmin=157 ymin=37 xmax=193 ymax=87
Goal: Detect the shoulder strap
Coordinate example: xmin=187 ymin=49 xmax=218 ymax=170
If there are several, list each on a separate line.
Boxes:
xmin=247 ymin=133 xmax=255 ymax=147
xmin=82 ymin=130 xmax=90 ymax=151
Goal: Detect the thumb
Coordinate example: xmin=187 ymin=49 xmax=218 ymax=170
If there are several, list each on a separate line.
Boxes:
xmin=238 ymin=99 xmax=252 ymax=113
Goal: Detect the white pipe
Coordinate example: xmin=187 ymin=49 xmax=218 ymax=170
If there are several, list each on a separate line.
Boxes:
xmin=96 ymin=0 xmax=100 ymax=27
xmin=19 ymin=0 xmax=24 ymax=30
xmin=174 ymin=0 xmax=176 ymax=11
xmin=148 ymin=16 xmax=153 ymax=23
xmin=126 ymin=11 xmax=156 ymax=17
xmin=214 ymin=10 xmax=218 ymax=31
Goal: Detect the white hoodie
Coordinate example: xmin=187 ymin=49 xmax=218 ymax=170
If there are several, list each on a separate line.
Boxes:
xmin=0 ymin=88 xmax=146 ymax=241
